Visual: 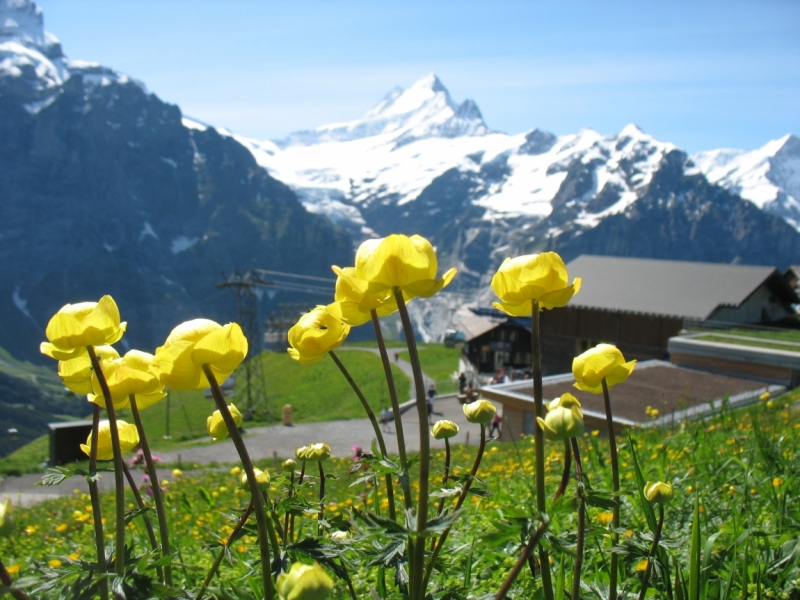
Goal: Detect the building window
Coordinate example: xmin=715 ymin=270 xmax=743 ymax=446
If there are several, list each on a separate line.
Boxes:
xmin=523 ymin=411 xmax=534 ymax=435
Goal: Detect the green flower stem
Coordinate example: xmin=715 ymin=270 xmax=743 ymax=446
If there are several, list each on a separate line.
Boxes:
xmin=638 ymin=504 xmax=665 ymax=600
xmin=329 ymin=350 xmax=396 ymax=521
xmin=423 ymin=423 xmax=487 ymax=590
xmin=290 ymin=463 xmax=307 ymax=544
xmin=434 ymin=438 xmax=452 ymax=519
xmin=394 ymin=289 xmax=430 ymax=600
xmin=121 ymin=463 xmax=163 ymax=583
xmin=203 ymin=365 xmax=275 ymax=600
xmin=317 ymin=461 xmax=326 ymax=537
xmin=128 ymin=394 xmax=173 ymax=587
xmin=283 ymin=470 xmax=294 ymax=550
xmin=371 ymin=310 xmax=412 ymax=512
xmin=571 ymin=438 xmax=586 ymax=600
xmin=553 ymin=439 xmax=572 ymax=504
xmin=602 ymin=377 xmax=620 ymax=600
xmin=0 ymin=556 xmax=29 ymax=600
xmin=87 ymin=403 xmax=109 ymax=600
xmin=196 ymin=499 xmax=254 ymax=600
xmin=531 ymin=302 xmax=554 ymax=600
xmin=86 ymin=346 xmax=126 ymax=578
xmin=494 ymin=518 xmax=550 ymax=600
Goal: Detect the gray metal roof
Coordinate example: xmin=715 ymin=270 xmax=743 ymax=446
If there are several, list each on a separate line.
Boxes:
xmin=565 ymin=255 xmax=784 ymax=319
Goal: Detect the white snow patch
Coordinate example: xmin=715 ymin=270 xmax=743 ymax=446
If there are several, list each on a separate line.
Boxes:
xmin=170 ymin=236 xmax=199 ymax=254
xmin=182 ymin=117 xmax=208 ymax=131
xmin=139 ymin=221 xmax=158 ymax=241
xmin=12 ymin=285 xmax=32 ymax=320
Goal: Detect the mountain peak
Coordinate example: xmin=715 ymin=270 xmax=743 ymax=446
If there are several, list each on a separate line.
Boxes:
xmin=280 ymin=73 xmax=488 ymax=147
xmin=0 ymin=0 xmax=61 ymax=58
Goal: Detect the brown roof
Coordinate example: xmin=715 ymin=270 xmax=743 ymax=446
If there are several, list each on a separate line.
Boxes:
xmin=566 ymin=255 xmax=795 ymax=319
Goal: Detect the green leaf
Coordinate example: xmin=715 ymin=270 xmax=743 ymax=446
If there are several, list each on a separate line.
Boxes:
xmin=628 ymin=432 xmax=657 ymax=533
xmin=688 ymin=492 xmax=701 ymax=600
xmin=37 ymin=466 xmax=79 ymax=487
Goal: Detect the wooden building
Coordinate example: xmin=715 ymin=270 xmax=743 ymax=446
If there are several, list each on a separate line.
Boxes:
xmin=459 ymin=256 xmax=799 ymax=376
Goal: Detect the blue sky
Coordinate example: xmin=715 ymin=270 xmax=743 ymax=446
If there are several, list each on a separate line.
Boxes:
xmin=37 ymin=0 xmax=800 ymax=153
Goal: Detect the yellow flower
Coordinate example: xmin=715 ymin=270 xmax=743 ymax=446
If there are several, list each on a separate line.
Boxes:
xmin=207 ymin=404 xmax=243 ymax=441
xmin=773 ymin=477 xmax=784 ymax=487
xmin=67 ymin=553 xmax=80 ymax=561
xmin=327 ymin=266 xmax=402 ymax=327
xmin=151 ymin=320 xmax=248 ymax=391
xmin=57 ymin=345 xmax=119 ymax=395
xmin=287 ymin=306 xmax=350 ymax=364
xmin=537 ymin=393 xmax=584 ymax=440
xmin=572 ymin=344 xmax=636 ymax=394
xmin=230 ymin=466 xmax=242 ymax=476
xmin=330 ymin=530 xmax=351 ymax=542
xmin=240 ymin=468 xmax=271 ymax=492
xmin=55 ymin=523 xmax=68 ymax=533
xmin=0 ymin=498 xmax=15 ymax=537
xmin=80 ymin=420 xmax=140 ymax=461
xmin=491 ymin=252 xmax=581 ymax=316
xmin=644 ymin=481 xmax=673 ymax=504
xmin=635 ymin=559 xmax=649 ymax=572
xmin=282 ymin=459 xmax=298 ymax=472
xmin=276 ymin=561 xmax=334 ymax=600
xmin=172 ymin=469 xmax=183 ymax=477
xmin=463 ymin=399 xmax=497 ymax=424
xmin=47 ymin=559 xmax=62 ymax=568
xmin=6 ymin=564 xmax=19 ymax=575
xmin=296 ymin=443 xmax=331 ymax=462
xmin=431 ymin=420 xmax=459 ymax=440
xmin=40 ymin=296 xmax=127 ymax=360
xmin=759 ymin=392 xmax=770 ymax=402
xmin=352 ymin=234 xmax=456 ymax=301
xmin=596 ymin=512 xmax=614 ymax=524
xmin=89 ymin=350 xmax=167 ymax=410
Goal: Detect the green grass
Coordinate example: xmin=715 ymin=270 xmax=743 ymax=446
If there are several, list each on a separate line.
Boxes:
xmin=0 ymin=347 xmax=63 ymax=394
xmin=0 ymin=435 xmax=49 ymax=475
xmin=695 ymin=333 xmax=800 ymax=352
xmin=3 ymin=393 xmax=798 ymax=598
xmin=399 ymin=343 xmax=462 ymax=393
xmin=693 ymin=326 xmax=800 ymax=343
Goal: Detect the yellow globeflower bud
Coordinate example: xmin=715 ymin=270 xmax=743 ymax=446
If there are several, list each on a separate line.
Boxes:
xmin=491 ymin=252 xmax=581 ymax=316
xmin=644 ymin=481 xmax=673 ymax=504
xmin=89 ymin=349 xmax=167 ymax=411
xmin=287 ymin=306 xmax=350 ymax=365
xmin=277 ymin=561 xmax=334 ymax=600
xmin=330 ymin=530 xmax=351 ymax=542
xmin=572 ymin=344 xmax=636 ymax=394
xmin=537 ymin=393 xmax=584 ymax=440
xmin=40 ymin=295 xmax=127 ymax=360
xmin=296 ymin=443 xmax=331 ymax=462
xmin=230 ymin=466 xmax=242 ymax=476
xmin=463 ymin=399 xmax=497 ymax=424
xmin=327 ymin=266 xmax=400 ymax=327
xmin=207 ymin=404 xmax=243 ymax=441
xmin=352 ymin=234 xmax=457 ymax=301
xmin=431 ymin=420 xmax=459 ymax=440
xmin=282 ymin=459 xmax=298 ymax=472
xmin=0 ymin=498 xmax=15 ymax=537
xmin=80 ymin=420 xmax=139 ymax=461
xmin=240 ymin=468 xmax=271 ymax=492
xmin=151 ymin=320 xmax=248 ymax=391
xmin=57 ymin=345 xmax=119 ymax=395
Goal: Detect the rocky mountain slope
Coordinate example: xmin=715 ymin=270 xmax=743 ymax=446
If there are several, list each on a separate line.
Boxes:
xmin=0 ymin=0 xmax=351 ymax=363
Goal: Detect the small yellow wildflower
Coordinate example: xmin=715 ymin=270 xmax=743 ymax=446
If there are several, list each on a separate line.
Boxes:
xmin=635 ymin=559 xmax=649 ymax=572
xmin=172 ymin=469 xmax=182 ymax=477
xmin=7 ymin=564 xmax=20 ymax=575
xmin=760 ymin=392 xmax=770 ymax=402
xmin=47 ymin=559 xmax=62 ymax=568
xmin=230 ymin=466 xmax=241 ymax=476
xmin=68 ymin=553 xmax=80 ymax=561
xmin=55 ymin=523 xmax=68 ymax=533
xmin=597 ymin=512 xmax=614 ymax=524
xmin=773 ymin=477 xmax=784 ymax=487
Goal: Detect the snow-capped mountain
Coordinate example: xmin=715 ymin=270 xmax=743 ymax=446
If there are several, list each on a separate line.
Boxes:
xmin=231 ymin=73 xmax=800 ymax=294
xmin=691 ymin=134 xmax=800 ymax=229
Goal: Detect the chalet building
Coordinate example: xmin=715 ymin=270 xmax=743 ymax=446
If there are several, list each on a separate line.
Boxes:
xmin=459 ymin=256 xmax=799 ymax=376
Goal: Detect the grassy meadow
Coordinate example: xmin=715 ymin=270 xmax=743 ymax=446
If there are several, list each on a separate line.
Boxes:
xmin=2 ymin=389 xmax=797 ymax=598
